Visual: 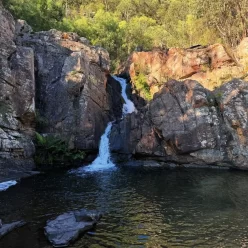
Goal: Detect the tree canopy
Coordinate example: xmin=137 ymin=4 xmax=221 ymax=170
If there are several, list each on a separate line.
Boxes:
xmin=3 ymin=0 xmax=248 ymax=69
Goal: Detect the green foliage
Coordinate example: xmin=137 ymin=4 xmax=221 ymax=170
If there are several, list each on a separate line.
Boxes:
xmin=35 ymin=132 xmax=85 ymax=167
xmin=4 ymin=0 xmax=64 ymax=31
xmin=134 ymin=72 xmax=152 ymax=101
xmin=4 ymin=0 xmax=245 ymax=70
xmin=198 ymin=0 xmax=248 ymax=47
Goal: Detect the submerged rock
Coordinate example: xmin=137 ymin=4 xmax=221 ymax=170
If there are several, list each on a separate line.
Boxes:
xmin=0 ymin=220 xmax=25 ymax=239
xmin=44 ymin=209 xmax=102 ymax=247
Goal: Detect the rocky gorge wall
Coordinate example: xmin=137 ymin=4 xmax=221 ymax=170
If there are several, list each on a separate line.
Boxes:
xmin=0 ymin=2 xmax=123 ymax=180
xmin=16 ymin=25 xmax=123 ymax=152
xmin=110 ymin=78 xmax=248 ymax=170
xmin=0 ymin=2 xmax=35 ymax=181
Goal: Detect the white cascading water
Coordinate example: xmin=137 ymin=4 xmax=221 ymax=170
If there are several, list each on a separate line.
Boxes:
xmin=74 ymin=76 xmax=135 ymax=173
xmin=112 ymin=75 xmax=136 ymax=115
xmin=82 ymin=122 xmax=115 ymax=172
xmin=0 ymin=180 xmax=17 ymax=191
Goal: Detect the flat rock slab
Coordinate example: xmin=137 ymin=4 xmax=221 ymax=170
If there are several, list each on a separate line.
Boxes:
xmin=44 ymin=209 xmax=102 ymax=247
xmin=0 ymin=220 xmax=26 ymax=239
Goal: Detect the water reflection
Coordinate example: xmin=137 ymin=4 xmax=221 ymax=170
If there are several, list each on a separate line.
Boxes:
xmin=1 ymin=168 xmax=248 ymax=247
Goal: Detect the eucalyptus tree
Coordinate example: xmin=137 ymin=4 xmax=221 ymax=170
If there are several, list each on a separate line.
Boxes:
xmin=198 ymin=0 xmax=248 ymax=46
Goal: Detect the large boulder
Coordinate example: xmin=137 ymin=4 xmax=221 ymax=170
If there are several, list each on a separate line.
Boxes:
xmin=44 ymin=209 xmax=102 ymax=247
xmin=0 ymin=4 xmax=35 ymax=181
xmin=110 ymin=78 xmax=248 ymax=169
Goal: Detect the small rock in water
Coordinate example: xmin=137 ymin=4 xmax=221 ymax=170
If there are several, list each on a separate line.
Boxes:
xmin=0 ymin=220 xmax=26 ymax=239
xmin=44 ymin=209 xmax=102 ymax=247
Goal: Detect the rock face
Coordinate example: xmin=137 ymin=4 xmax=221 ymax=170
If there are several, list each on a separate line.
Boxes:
xmin=110 ymin=78 xmax=248 ymax=169
xmin=216 ymin=79 xmax=248 ymax=169
xmin=16 ymin=26 xmax=123 ymax=152
xmin=0 ymin=2 xmax=123 ymax=180
xmin=120 ymin=43 xmax=247 ymax=97
xmin=44 ymin=209 xmax=102 ymax=247
xmin=0 ymin=3 xmax=35 ymax=181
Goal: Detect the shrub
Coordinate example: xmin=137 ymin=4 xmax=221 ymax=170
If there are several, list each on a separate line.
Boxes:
xmin=35 ymin=132 xmax=85 ymax=167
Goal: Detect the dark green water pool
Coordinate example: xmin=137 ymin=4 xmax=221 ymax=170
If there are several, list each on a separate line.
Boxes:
xmin=1 ymin=166 xmax=248 ymax=248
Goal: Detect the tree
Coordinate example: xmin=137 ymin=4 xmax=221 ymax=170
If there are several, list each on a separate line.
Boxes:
xmin=3 ymin=0 xmax=235 ymax=69
xmin=198 ymin=0 xmax=248 ymax=46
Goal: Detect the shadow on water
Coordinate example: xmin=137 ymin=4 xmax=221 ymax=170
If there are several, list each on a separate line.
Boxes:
xmin=1 ymin=167 xmax=248 ymax=247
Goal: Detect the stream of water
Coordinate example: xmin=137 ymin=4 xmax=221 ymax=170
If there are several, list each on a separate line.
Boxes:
xmin=112 ymin=75 xmax=136 ymax=115
xmin=74 ymin=122 xmax=115 ymax=173
xmin=72 ymin=76 xmax=136 ymax=174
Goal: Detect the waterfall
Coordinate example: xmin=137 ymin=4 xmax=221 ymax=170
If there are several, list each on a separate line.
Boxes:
xmin=112 ymin=76 xmax=136 ymax=115
xmin=82 ymin=122 xmax=115 ymax=172
xmin=73 ymin=76 xmax=135 ymax=173
xmin=0 ymin=180 xmax=17 ymax=191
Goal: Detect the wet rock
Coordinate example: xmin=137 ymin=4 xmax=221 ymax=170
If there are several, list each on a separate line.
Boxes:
xmin=0 ymin=180 xmax=17 ymax=191
xmin=0 ymin=220 xmax=25 ymax=239
xmin=44 ymin=209 xmax=102 ymax=247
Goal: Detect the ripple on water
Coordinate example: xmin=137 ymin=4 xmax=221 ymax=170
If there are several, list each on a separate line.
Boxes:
xmin=1 ymin=168 xmax=248 ymax=247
